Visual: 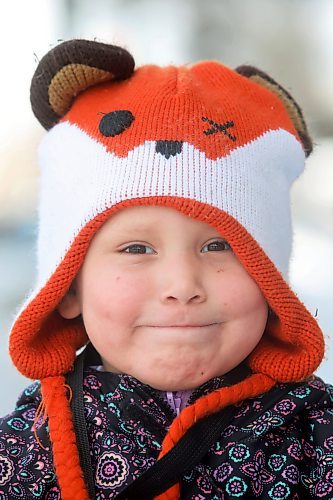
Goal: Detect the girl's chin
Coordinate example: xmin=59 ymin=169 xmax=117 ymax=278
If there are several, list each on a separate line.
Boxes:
xmin=133 ymin=367 xmax=216 ymax=392
xmin=101 ymin=352 xmax=227 ymax=390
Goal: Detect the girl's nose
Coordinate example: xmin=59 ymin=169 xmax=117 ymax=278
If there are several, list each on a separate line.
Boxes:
xmin=159 ymin=256 xmax=207 ymax=305
xmin=163 ymin=291 xmax=205 ymax=305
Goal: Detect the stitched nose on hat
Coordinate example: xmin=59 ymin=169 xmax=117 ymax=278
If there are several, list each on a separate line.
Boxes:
xmin=156 ymin=140 xmax=183 ymax=159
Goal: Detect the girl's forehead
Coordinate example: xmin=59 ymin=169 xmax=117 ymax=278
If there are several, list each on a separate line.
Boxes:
xmin=90 ymin=206 xmax=224 ymax=246
xmin=101 ymin=205 xmax=218 ymax=232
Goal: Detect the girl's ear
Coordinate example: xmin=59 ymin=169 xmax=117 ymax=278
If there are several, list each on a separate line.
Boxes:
xmin=57 ymin=281 xmax=82 ymax=319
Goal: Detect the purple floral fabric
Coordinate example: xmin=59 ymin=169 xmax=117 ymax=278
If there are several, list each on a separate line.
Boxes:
xmin=0 ymin=368 xmax=332 ymax=498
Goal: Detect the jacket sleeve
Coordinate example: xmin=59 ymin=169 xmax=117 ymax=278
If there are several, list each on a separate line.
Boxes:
xmin=300 ymin=380 xmax=333 ymax=497
xmin=0 ymin=381 xmax=61 ymax=498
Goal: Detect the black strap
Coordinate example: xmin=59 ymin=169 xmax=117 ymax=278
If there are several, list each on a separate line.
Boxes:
xmin=66 ymin=348 xmax=97 ymax=499
xmin=117 ymin=405 xmax=234 ymax=499
xmin=66 ymin=344 xmax=236 ymax=499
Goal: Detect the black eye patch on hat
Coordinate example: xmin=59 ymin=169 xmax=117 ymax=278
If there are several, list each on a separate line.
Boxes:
xmin=99 ymin=110 xmax=135 ymax=137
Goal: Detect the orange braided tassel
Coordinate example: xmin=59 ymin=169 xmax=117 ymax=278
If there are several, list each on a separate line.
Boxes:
xmin=33 ymin=398 xmax=47 ymax=450
xmin=40 ymin=376 xmax=90 ymax=500
xmin=154 ymin=373 xmax=276 ymax=499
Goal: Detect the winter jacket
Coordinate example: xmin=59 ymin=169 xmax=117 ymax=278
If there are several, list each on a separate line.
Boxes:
xmin=1 ymin=359 xmax=333 ymax=499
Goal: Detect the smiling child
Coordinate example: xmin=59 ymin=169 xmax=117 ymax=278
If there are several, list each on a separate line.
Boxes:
xmin=0 ymin=39 xmax=332 ymax=499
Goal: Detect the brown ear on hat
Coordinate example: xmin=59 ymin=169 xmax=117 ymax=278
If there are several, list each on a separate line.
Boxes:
xmin=235 ymin=65 xmax=313 ymax=157
xmin=30 ymin=39 xmax=135 ymax=130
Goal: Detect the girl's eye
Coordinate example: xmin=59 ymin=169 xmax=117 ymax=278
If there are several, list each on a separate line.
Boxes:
xmin=120 ymin=240 xmax=231 ymax=254
xmin=121 ymin=244 xmax=155 ymax=254
xmin=201 ymin=240 xmax=232 ymax=253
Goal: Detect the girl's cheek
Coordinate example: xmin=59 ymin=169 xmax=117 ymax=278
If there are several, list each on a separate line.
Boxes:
xmin=98 ymin=271 xmax=150 ymax=306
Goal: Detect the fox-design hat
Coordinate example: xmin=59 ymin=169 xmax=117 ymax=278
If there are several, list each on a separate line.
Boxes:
xmin=9 ymin=39 xmax=324 ymax=499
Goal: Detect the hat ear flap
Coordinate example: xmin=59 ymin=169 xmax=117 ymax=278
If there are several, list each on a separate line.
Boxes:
xmin=30 ymin=39 xmax=135 ymax=130
xmin=235 ymin=65 xmax=313 ymax=157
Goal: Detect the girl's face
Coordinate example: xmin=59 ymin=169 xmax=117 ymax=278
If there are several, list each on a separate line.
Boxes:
xmin=58 ymin=205 xmax=268 ymax=390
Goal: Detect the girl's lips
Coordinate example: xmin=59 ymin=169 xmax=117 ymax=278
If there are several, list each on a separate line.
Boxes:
xmin=148 ymin=323 xmax=219 ymax=328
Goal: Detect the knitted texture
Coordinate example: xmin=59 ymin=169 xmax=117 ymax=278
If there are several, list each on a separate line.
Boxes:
xmin=10 ymin=199 xmax=324 ymax=381
xmin=8 ymin=40 xmax=326 ymax=499
xmin=30 ymin=39 xmax=134 ymax=129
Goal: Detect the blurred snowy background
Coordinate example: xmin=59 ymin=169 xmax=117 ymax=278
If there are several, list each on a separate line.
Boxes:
xmin=0 ymin=0 xmax=332 ymax=416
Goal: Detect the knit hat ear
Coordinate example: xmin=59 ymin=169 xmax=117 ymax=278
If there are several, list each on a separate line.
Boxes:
xmin=30 ymin=39 xmax=135 ymax=130
xmin=235 ymin=65 xmax=313 ymax=157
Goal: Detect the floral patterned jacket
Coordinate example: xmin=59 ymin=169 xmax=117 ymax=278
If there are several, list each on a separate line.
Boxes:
xmin=0 ymin=366 xmax=333 ymax=499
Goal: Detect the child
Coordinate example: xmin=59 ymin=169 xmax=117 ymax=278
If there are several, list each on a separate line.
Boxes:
xmin=1 ymin=39 xmax=332 ymax=499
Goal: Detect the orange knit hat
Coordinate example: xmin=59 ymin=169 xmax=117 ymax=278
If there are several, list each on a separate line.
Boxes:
xmin=9 ymin=40 xmax=325 ymax=499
